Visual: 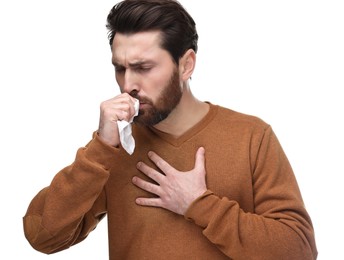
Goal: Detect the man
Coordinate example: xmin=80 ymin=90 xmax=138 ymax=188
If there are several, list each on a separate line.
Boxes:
xmin=23 ymin=0 xmax=317 ymax=259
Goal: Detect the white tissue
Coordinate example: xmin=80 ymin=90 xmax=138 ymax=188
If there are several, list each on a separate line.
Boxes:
xmin=117 ymin=99 xmax=139 ymax=155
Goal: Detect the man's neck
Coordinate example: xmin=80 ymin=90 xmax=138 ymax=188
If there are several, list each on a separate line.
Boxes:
xmin=153 ymin=88 xmax=209 ymax=138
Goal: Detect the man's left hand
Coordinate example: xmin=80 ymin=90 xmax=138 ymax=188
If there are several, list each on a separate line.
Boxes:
xmin=132 ymin=147 xmax=207 ymax=215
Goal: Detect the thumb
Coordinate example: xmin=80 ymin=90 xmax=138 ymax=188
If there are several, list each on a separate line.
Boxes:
xmin=194 ymin=147 xmax=206 ymax=174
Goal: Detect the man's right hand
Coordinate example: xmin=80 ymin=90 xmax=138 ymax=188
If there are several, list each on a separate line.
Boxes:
xmin=97 ymin=93 xmax=138 ymax=147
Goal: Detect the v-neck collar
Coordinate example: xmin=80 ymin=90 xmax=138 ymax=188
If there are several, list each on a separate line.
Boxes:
xmin=147 ymin=102 xmax=218 ymax=147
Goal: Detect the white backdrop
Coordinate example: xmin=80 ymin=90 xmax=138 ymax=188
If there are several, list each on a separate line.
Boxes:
xmin=0 ymin=0 xmax=343 ymax=259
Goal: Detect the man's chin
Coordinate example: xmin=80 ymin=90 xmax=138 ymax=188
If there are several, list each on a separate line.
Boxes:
xmin=134 ymin=111 xmax=169 ymax=126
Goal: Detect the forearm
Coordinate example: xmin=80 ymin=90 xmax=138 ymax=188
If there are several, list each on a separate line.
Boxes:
xmin=185 ymin=190 xmax=317 ymax=260
xmin=23 ymin=133 xmax=114 ymax=254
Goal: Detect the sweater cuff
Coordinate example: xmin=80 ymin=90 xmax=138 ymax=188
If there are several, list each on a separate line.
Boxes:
xmin=83 ymin=131 xmax=120 ymax=170
xmin=184 ymin=190 xmax=220 ymax=228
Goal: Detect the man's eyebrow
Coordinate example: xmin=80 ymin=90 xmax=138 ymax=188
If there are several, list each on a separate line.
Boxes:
xmin=112 ymin=60 xmax=155 ymax=67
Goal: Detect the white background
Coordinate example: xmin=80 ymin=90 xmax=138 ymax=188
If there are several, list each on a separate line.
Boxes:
xmin=1 ymin=0 xmax=343 ymax=259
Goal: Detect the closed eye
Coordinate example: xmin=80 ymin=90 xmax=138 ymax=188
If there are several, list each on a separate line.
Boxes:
xmin=114 ymin=65 xmax=125 ymax=73
xmin=134 ymin=67 xmax=151 ymax=73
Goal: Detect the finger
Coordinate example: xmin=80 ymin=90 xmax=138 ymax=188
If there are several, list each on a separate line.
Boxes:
xmin=107 ymin=94 xmax=137 ymax=120
xmin=132 ymin=176 xmax=161 ymax=196
xmin=194 ymin=147 xmax=206 ymax=173
xmin=136 ymin=162 xmax=165 ymax=183
xmin=135 ymin=197 xmax=162 ymax=208
xmin=147 ymin=151 xmax=173 ymax=174
xmin=120 ymin=96 xmax=137 ymax=118
xmin=114 ymin=103 xmax=134 ymax=121
xmin=119 ymin=93 xmax=138 ymax=117
xmin=106 ymin=109 xmax=125 ymax=122
xmin=116 ymin=92 xmax=136 ymax=104
xmin=100 ymin=99 xmax=130 ymax=120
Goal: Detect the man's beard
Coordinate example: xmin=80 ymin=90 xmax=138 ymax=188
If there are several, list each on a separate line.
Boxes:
xmin=132 ymin=68 xmax=182 ymax=126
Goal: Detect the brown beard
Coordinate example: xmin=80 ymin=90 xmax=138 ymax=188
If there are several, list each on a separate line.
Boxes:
xmin=132 ymin=68 xmax=182 ymax=126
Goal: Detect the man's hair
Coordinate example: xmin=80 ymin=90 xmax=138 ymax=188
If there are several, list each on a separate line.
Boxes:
xmin=106 ymin=0 xmax=198 ymax=64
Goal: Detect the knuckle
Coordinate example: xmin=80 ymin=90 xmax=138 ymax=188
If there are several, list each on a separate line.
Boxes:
xmin=100 ymin=101 xmax=108 ymax=112
xmin=156 ymin=160 xmax=166 ymax=169
xmin=146 ymin=169 xmax=156 ymax=179
xmin=102 ymin=109 xmax=112 ymax=118
xmin=121 ymin=102 xmax=130 ymax=110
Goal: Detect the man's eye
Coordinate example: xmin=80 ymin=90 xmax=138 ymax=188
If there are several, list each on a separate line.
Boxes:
xmin=115 ymin=67 xmax=125 ymax=73
xmin=136 ymin=67 xmax=151 ymax=73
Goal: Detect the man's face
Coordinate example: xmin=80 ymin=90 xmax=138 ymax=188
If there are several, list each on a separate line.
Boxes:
xmin=112 ymin=31 xmax=182 ymax=126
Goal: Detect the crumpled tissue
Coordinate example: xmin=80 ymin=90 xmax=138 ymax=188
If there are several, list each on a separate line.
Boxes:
xmin=117 ymin=99 xmax=139 ymax=155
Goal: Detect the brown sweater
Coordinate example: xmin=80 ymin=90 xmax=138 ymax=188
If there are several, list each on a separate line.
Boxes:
xmin=23 ymin=103 xmax=317 ymax=259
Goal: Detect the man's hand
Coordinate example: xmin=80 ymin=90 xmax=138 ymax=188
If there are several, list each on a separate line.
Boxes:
xmin=132 ymin=147 xmax=207 ymax=215
xmin=98 ymin=93 xmax=137 ymax=147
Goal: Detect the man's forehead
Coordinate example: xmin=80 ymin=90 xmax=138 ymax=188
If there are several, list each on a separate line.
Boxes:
xmin=111 ymin=31 xmax=165 ymax=65
xmin=112 ymin=31 xmax=161 ymax=51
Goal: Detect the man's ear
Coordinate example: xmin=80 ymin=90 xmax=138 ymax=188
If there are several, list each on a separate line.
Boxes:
xmin=179 ymin=49 xmax=196 ymax=81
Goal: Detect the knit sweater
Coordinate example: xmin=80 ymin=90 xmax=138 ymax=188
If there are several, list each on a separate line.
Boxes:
xmin=23 ymin=103 xmax=317 ymax=259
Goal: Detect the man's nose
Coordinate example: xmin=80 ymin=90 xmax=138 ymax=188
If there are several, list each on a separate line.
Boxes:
xmin=122 ymin=69 xmax=139 ymax=93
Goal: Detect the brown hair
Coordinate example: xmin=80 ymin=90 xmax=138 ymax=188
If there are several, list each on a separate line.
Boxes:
xmin=106 ymin=0 xmax=198 ymax=64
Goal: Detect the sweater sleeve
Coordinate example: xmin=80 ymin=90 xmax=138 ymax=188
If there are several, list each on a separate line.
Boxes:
xmin=184 ymin=126 xmax=317 ymax=260
xmin=23 ymin=132 xmax=116 ymax=254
